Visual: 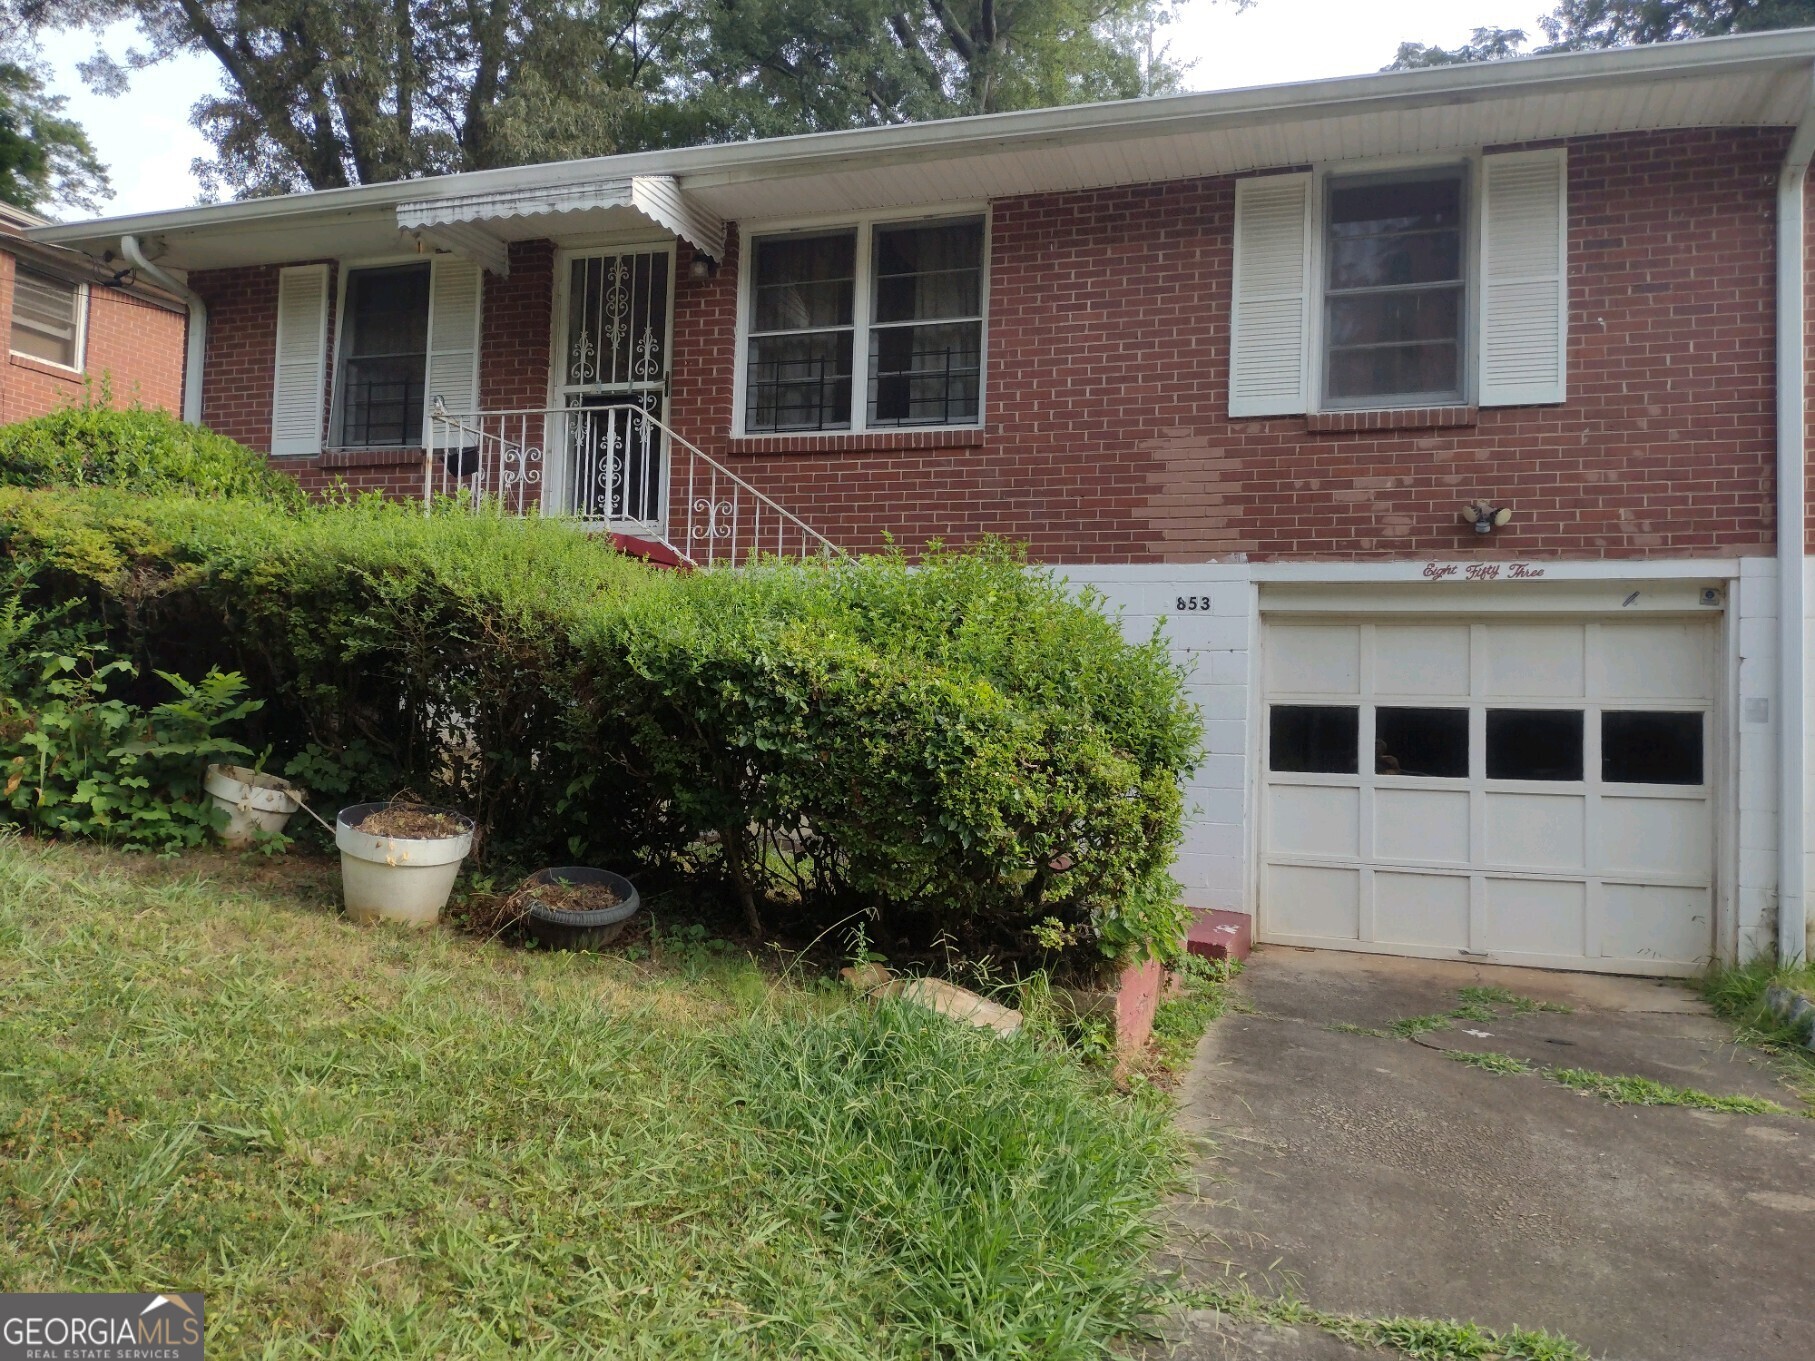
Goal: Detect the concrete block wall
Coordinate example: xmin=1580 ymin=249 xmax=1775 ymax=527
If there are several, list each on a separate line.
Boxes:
xmin=1062 ymin=563 xmax=1256 ymax=913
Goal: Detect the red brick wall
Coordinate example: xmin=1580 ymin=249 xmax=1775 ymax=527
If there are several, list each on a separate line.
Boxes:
xmin=0 ymin=248 xmax=186 ymax=422
xmin=664 ymin=127 xmax=1791 ymax=563
xmin=189 ymin=127 xmax=1799 ymax=562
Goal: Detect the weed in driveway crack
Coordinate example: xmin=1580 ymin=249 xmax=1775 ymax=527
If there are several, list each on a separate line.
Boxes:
xmin=1440 ymin=1050 xmax=1790 ymax=1114
xmin=1389 ymin=1013 xmax=1454 ymax=1039
xmin=1455 ymin=985 xmax=1573 ymax=1016
xmin=1175 ymin=1280 xmax=1594 ymax=1360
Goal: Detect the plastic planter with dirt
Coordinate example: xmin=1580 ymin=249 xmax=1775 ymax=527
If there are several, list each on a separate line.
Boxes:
xmin=520 ymin=867 xmax=640 ymax=951
xmin=336 ymin=802 xmax=475 ymax=926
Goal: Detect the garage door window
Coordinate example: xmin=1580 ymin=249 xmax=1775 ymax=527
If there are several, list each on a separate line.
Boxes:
xmin=1269 ymin=705 xmax=1357 ymax=774
xmin=1603 ymin=711 xmax=1703 ymax=786
xmin=1486 ymin=709 xmax=1583 ymax=781
xmin=1375 ymin=707 xmax=1468 ymax=778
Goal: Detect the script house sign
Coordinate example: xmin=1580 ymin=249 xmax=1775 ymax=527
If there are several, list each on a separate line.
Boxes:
xmin=1421 ymin=562 xmax=1548 ymax=582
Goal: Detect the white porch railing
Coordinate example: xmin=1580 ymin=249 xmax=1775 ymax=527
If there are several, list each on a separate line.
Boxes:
xmin=424 ymin=400 xmax=843 ymax=567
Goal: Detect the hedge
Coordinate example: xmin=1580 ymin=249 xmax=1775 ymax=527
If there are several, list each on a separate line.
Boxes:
xmin=0 ymin=488 xmax=1201 ymax=970
xmin=0 ymin=404 xmax=302 ymax=506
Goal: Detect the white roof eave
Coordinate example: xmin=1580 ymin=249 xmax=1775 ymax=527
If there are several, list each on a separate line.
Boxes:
xmin=28 ymin=27 xmax=1815 ymax=269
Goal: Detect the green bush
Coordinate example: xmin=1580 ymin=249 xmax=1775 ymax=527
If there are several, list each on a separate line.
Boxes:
xmin=0 ymin=403 xmax=301 ymax=505
xmin=0 ymin=488 xmax=1200 ymax=969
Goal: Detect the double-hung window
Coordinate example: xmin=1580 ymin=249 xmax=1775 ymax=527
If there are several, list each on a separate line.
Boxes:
xmin=743 ymin=215 xmax=985 ymax=434
xmin=1323 ymin=171 xmax=1466 ymax=406
xmin=1228 ymin=147 xmax=1567 ymax=417
xmin=335 ymin=264 xmax=431 ymax=447
xmin=10 ymin=269 xmax=85 ymax=370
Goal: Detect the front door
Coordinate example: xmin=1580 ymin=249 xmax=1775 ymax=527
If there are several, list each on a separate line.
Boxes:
xmin=553 ymin=249 xmax=673 ymax=524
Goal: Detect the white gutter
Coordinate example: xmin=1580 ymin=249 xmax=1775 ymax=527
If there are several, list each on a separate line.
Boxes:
xmin=1777 ymin=68 xmax=1815 ymax=965
xmin=121 ymin=235 xmax=205 ymax=425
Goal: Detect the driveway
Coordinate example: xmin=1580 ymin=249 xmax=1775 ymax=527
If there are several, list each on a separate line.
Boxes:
xmin=1156 ymin=949 xmax=1815 ymax=1361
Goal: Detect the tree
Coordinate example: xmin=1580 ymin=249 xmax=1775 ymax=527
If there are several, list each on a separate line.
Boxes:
xmin=1387 ymin=0 xmax=1815 ymax=69
xmin=17 ymin=0 xmax=1185 ymax=199
xmin=0 ymin=42 xmax=109 ymax=213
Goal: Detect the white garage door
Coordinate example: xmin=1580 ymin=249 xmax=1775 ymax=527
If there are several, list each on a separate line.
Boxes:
xmin=1260 ymin=616 xmax=1715 ymax=975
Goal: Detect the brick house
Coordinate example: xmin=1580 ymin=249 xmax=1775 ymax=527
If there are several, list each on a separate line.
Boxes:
xmin=31 ymin=30 xmax=1815 ymax=973
xmin=1 ymin=203 xmax=186 ymax=422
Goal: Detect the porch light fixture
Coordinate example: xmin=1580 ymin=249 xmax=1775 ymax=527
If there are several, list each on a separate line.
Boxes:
xmin=688 ymin=253 xmax=718 ymax=281
xmin=1461 ymin=499 xmax=1513 ymax=534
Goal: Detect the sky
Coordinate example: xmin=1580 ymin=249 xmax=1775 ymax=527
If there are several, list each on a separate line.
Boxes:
xmin=35 ymin=0 xmax=1552 ymax=220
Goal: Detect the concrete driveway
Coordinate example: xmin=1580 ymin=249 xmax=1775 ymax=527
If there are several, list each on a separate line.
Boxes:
xmin=1158 ymin=949 xmax=1815 ymax=1361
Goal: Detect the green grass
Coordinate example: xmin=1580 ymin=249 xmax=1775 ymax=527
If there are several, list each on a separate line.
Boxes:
xmin=1441 ymin=1047 xmax=1788 ymax=1114
xmin=1545 ymin=1068 xmax=1788 ymax=1114
xmin=1179 ymin=1281 xmax=1592 ymax=1361
xmin=1453 ymin=986 xmax=1572 ymax=1018
xmin=1445 ymin=1049 xmax=1534 ymax=1075
xmin=0 ymin=834 xmax=1184 ymax=1358
xmin=1389 ymin=1013 xmax=1454 ymax=1039
xmin=1146 ymin=955 xmax=1238 ymax=1073
xmin=1328 ymin=1022 xmax=1394 ymax=1039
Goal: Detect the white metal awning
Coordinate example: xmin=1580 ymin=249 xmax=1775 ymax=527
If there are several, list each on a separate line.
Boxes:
xmin=395 ymin=174 xmax=726 ymax=275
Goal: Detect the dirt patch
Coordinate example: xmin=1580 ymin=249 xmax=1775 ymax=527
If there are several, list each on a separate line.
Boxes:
xmin=353 ymin=807 xmax=468 ymax=840
xmin=527 ymin=879 xmax=623 ymax=914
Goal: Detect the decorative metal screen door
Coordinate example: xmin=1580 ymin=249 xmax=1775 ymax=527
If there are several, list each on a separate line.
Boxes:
xmin=555 ymin=249 xmax=673 ymax=524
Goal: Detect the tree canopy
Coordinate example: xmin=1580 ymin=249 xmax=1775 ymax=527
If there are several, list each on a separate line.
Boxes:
xmin=14 ymin=0 xmax=1184 ymax=199
xmin=1388 ymin=0 xmax=1815 ymax=69
xmin=0 ymin=39 xmax=109 ymax=213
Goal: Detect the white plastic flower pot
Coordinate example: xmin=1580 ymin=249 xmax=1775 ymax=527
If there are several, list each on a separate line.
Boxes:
xmin=205 ymin=764 xmax=305 ymax=848
xmin=336 ymin=802 xmax=475 ymax=927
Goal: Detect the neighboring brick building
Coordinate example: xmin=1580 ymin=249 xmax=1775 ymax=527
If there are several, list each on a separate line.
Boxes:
xmin=0 ymin=203 xmax=186 ymax=422
xmin=31 ymin=31 xmax=1815 ymax=974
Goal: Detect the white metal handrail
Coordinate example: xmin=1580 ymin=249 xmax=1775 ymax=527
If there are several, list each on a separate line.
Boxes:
xmin=424 ymin=400 xmax=843 ymax=568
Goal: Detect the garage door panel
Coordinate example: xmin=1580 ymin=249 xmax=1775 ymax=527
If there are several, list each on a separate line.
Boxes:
xmin=1484 ymin=622 xmax=1585 ymax=698
xmin=1268 ymin=785 xmax=1359 ymax=858
xmin=1482 ymin=877 xmax=1586 ymax=957
xmin=1600 ymin=796 xmax=1710 ymax=878
xmin=1267 ymin=625 xmax=1360 ymax=694
xmin=1268 ymin=864 xmax=1360 ymax=940
xmin=1599 ymin=621 xmax=1713 ymax=702
xmin=1374 ymin=872 xmax=1470 ymax=950
xmin=1374 ymin=624 xmax=1470 ymax=697
xmin=1374 ymin=787 xmax=1470 ymax=863
xmin=1483 ymin=793 xmax=1586 ymax=871
xmin=1600 ymin=884 xmax=1710 ymax=964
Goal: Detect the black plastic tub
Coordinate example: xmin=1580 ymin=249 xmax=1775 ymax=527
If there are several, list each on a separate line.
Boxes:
xmin=520 ymin=867 xmax=640 ymax=951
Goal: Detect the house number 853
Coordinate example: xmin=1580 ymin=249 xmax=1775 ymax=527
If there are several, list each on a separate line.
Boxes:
xmin=1176 ymin=595 xmax=1213 ymax=611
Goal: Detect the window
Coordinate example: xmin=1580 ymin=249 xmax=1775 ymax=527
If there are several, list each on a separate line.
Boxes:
xmin=743 ymin=216 xmax=984 ymax=433
xmin=1375 ymin=707 xmax=1468 ymax=778
xmin=1603 ymin=711 xmax=1703 ymax=786
xmin=10 ymin=269 xmax=84 ymax=369
xmin=1486 ymin=709 xmax=1583 ymax=782
xmin=1324 ymin=172 xmax=1465 ymax=406
xmin=1227 ymin=148 xmax=1566 ymax=418
xmin=336 ymin=264 xmax=430 ymax=447
xmin=746 ymin=233 xmax=855 ymax=432
xmin=1269 ymin=705 xmax=1358 ymax=774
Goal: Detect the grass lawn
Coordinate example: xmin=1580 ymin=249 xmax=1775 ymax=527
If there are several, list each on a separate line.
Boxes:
xmin=0 ymin=834 xmax=1184 ymax=1359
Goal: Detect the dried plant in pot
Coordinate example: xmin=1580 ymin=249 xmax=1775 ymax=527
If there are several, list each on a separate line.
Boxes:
xmin=336 ymin=802 xmax=475 ymax=926
xmin=517 ymin=867 xmax=641 ymax=952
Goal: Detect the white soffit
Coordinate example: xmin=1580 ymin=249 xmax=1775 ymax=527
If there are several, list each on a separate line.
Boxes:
xmin=683 ymin=63 xmax=1812 ymax=220
xmin=397 ymin=175 xmax=726 ymax=274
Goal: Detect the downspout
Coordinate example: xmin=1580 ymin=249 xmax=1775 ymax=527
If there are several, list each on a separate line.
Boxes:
xmin=120 ymin=235 xmax=205 ymax=426
xmin=1777 ymin=69 xmax=1815 ymax=965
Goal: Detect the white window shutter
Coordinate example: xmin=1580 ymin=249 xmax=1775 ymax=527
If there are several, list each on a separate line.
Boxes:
xmin=270 ymin=264 xmax=328 ymax=455
xmin=424 ymin=256 xmax=482 ymax=440
xmin=1229 ymin=172 xmax=1312 ymax=418
xmin=1478 ymin=148 xmax=1568 ymax=407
